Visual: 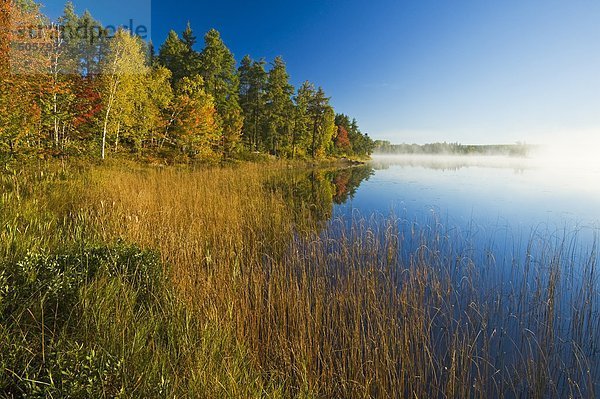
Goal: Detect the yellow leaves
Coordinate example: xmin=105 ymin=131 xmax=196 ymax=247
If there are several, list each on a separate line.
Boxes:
xmin=172 ymin=76 xmax=221 ymax=159
xmin=99 ymin=29 xmax=151 ymax=156
xmin=0 ymin=1 xmax=51 ymax=149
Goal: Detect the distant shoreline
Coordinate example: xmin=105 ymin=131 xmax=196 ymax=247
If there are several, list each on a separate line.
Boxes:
xmin=372 ymin=141 xmax=536 ymax=157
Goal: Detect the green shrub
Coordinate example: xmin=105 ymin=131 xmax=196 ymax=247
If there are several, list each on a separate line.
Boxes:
xmin=0 ymin=244 xmax=166 ymax=398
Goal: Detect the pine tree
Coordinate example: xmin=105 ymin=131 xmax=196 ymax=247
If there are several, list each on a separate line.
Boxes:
xmin=180 ymin=22 xmax=201 ymax=77
xmin=199 ymin=29 xmax=243 ymax=158
xmin=182 ymin=21 xmax=196 ymax=49
xmin=291 ymin=81 xmax=315 ymax=158
xmin=158 ymin=30 xmax=188 ymax=86
xmin=238 ymin=55 xmax=267 ymax=151
xmin=199 ymin=29 xmax=239 ymax=108
xmin=307 ymin=87 xmax=332 ymax=159
xmin=265 ymin=56 xmax=294 ymax=156
xmin=65 ymin=9 xmax=106 ymax=77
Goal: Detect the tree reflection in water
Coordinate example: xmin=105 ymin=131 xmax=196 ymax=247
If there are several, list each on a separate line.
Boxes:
xmin=266 ymin=165 xmax=374 ymax=228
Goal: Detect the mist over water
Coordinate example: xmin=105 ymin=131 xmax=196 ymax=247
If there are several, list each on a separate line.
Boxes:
xmin=340 ymin=152 xmax=600 ymax=232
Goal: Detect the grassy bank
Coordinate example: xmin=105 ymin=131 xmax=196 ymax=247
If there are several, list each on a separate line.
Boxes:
xmin=1 ymin=161 xmax=598 ymax=398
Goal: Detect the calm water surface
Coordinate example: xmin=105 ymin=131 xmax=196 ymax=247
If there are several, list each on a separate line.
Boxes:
xmin=336 ymin=154 xmax=600 ymax=236
xmin=273 ymin=154 xmax=600 ymax=395
xmin=325 ymin=155 xmax=600 ymax=395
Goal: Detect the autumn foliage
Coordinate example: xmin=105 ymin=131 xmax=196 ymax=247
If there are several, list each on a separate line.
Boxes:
xmin=0 ymin=1 xmax=374 ymax=161
xmin=335 ymin=125 xmax=352 ymax=154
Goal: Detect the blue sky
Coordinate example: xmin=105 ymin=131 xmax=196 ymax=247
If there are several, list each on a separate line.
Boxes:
xmin=43 ymin=0 xmax=600 ymax=144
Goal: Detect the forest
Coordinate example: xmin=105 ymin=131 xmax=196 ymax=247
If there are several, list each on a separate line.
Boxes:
xmin=0 ymin=1 xmax=375 ymax=163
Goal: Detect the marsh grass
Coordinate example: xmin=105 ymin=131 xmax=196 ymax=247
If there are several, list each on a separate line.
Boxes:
xmin=1 ymin=161 xmax=599 ymax=398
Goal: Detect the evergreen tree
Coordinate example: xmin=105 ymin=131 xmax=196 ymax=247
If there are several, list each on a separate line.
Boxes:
xmin=335 ymin=114 xmax=352 ymax=133
xmin=0 ymin=0 xmax=371 ymax=162
xmin=181 ymin=22 xmax=201 ymax=77
xmin=238 ymin=55 xmax=267 ymax=151
xmin=334 ymin=114 xmax=375 ymax=157
xmin=265 ymin=56 xmax=294 ymax=156
xmin=57 ymin=2 xmax=80 ymax=74
xmin=158 ymin=30 xmax=188 ymax=86
xmin=199 ymin=29 xmax=243 ymax=158
xmin=182 ymin=22 xmax=197 ymax=49
xmin=199 ymin=29 xmax=239 ymax=108
xmin=158 ymin=23 xmax=202 ymax=87
xmin=307 ymin=87 xmax=332 ymax=159
xmin=59 ymin=7 xmax=106 ymax=77
xmin=291 ymin=81 xmax=315 ymax=158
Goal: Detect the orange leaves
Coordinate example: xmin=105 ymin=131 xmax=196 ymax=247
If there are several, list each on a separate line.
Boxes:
xmin=335 ymin=125 xmax=352 ymax=153
xmin=171 ymin=76 xmax=221 ymax=159
xmin=0 ymin=0 xmax=51 ymax=151
xmin=0 ymin=1 xmax=11 ymax=76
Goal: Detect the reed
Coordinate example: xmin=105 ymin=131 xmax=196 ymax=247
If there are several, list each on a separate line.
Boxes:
xmin=1 ymin=161 xmax=598 ymax=398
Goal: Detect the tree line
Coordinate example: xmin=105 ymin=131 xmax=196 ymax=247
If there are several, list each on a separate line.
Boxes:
xmin=0 ymin=1 xmax=375 ymax=162
xmin=373 ymin=141 xmax=532 ymax=157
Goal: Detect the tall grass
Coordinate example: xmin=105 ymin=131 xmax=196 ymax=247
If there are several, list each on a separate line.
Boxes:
xmin=1 ymin=161 xmax=599 ymax=397
xmin=90 ymin=164 xmax=600 ymax=397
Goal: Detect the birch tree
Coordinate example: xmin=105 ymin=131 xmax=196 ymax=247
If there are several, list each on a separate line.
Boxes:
xmin=98 ymin=29 xmax=148 ymax=159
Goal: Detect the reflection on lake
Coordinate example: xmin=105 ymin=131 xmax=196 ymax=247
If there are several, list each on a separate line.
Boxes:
xmin=266 ymin=165 xmax=374 ymax=227
xmin=269 ymin=154 xmax=600 ymax=246
xmin=271 ymin=154 xmax=600 ymax=397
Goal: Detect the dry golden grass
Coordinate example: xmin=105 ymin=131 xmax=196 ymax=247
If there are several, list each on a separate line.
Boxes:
xmin=18 ymin=164 xmax=599 ymax=398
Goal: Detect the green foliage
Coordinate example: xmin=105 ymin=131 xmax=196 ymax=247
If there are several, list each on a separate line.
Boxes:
xmin=0 ymin=243 xmax=165 ymax=398
xmin=157 ymin=30 xmax=190 ymax=86
xmin=335 ymin=114 xmax=375 ymax=158
xmin=199 ymin=29 xmax=240 ymax=108
xmin=136 ymin=65 xmax=174 ymax=152
xmin=0 ymin=337 xmax=124 ymax=399
xmin=1 ymin=244 xmax=164 ymax=320
xmin=264 ymin=56 xmax=295 ymax=156
xmin=0 ymin=163 xmax=286 ymax=397
xmin=291 ymin=82 xmax=316 ymax=159
xmin=239 ymin=56 xmax=268 ymax=152
xmin=59 ymin=3 xmax=106 ymax=76
xmin=305 ymin=88 xmax=336 ymax=158
xmin=0 ymin=2 xmax=372 ymax=163
xmin=198 ymin=29 xmax=244 ymax=159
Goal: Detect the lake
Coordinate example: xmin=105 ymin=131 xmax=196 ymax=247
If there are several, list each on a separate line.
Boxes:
xmin=328 ymin=154 xmax=600 ymax=277
xmin=337 ymin=154 xmax=600 ymax=237
xmin=305 ymin=154 xmax=600 ymax=397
